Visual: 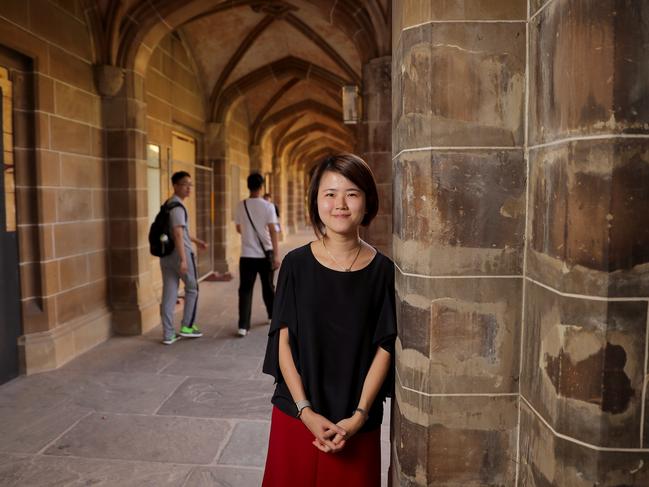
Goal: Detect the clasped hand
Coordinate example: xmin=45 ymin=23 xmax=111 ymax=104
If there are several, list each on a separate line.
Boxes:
xmin=300 ymin=409 xmax=365 ymax=453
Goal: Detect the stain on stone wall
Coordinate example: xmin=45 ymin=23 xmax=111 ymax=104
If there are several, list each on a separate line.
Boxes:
xmin=545 ymin=339 xmax=634 ymax=414
xmin=522 ymin=280 xmax=647 ymax=448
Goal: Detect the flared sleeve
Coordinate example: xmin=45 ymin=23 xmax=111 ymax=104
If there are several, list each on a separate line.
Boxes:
xmin=372 ymin=259 xmax=397 ymax=398
xmin=262 ymin=255 xmax=298 ymax=382
xmin=373 ymin=260 xmax=397 ymax=355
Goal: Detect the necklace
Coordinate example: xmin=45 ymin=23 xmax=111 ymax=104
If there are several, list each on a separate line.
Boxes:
xmin=322 ymin=237 xmax=362 ymax=272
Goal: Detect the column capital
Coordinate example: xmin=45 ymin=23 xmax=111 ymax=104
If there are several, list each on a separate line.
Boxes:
xmin=93 ymin=64 xmax=125 ymax=97
xmin=205 ymin=122 xmax=226 ymax=159
xmin=362 ymin=56 xmax=391 ymax=95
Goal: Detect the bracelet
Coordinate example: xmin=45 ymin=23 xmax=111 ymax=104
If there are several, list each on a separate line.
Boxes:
xmin=354 ymin=407 xmax=369 ymax=420
xmin=295 ymin=399 xmax=312 ymax=418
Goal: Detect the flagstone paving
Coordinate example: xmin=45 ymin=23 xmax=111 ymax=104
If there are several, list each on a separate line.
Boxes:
xmin=0 ymin=232 xmax=390 ymax=486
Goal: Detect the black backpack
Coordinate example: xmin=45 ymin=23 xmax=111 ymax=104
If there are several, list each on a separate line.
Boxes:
xmin=148 ymin=201 xmax=187 ymax=257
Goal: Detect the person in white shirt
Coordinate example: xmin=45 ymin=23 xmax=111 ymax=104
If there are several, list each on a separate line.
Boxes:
xmin=235 ymin=173 xmax=280 ymax=336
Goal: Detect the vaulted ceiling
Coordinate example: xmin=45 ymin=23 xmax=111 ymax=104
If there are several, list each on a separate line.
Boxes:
xmin=85 ymin=0 xmax=390 ymax=169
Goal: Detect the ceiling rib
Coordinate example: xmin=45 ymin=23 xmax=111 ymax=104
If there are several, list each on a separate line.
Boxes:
xmin=276 ymin=122 xmax=354 ymax=157
xmin=211 ymin=57 xmax=349 ymax=122
xmin=208 ymin=14 xmax=277 ymax=111
xmin=255 ymin=99 xmax=347 ymax=145
xmin=250 ymin=77 xmax=301 ymax=142
xmin=284 ymin=13 xmax=361 ymax=85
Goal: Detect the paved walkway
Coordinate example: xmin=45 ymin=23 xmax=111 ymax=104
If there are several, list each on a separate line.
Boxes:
xmin=0 ymin=231 xmax=390 ymax=486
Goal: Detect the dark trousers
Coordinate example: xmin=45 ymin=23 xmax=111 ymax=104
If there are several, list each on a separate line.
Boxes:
xmin=238 ymin=257 xmax=274 ymax=330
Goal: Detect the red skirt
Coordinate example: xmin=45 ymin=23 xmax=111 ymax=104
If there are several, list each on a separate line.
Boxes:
xmin=262 ymin=406 xmax=381 ymax=487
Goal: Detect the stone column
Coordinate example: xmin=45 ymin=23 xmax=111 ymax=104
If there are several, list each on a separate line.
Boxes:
xmin=360 ymin=56 xmax=392 ymax=256
xmin=102 ymin=69 xmax=158 ymax=335
xmin=295 ymin=170 xmax=306 ymax=230
xmin=286 ymin=173 xmax=296 ymax=235
xmin=391 ymin=3 xmax=527 ymax=485
xmin=519 ymin=1 xmax=649 ymax=485
xmin=205 ymin=122 xmax=228 ymax=272
xmin=272 ymin=157 xmax=286 ymax=236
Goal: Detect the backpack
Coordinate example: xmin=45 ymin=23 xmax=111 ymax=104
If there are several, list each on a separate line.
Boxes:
xmin=148 ymin=201 xmax=187 ymax=257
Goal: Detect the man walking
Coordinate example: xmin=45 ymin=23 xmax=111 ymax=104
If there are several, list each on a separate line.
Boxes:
xmin=160 ymin=171 xmax=208 ymax=345
xmin=235 ymin=173 xmax=280 ymax=337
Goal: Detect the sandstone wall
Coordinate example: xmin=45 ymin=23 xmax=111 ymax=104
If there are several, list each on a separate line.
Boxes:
xmin=0 ymin=0 xmax=110 ymax=373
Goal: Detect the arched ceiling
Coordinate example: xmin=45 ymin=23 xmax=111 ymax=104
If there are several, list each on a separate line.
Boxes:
xmin=85 ymin=0 xmax=389 ymax=169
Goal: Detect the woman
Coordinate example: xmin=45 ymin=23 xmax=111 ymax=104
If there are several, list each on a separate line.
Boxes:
xmin=262 ymin=154 xmax=397 ymax=486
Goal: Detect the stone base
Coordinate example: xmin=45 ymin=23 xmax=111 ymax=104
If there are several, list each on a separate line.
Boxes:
xmin=18 ymin=308 xmax=112 ymax=375
xmin=214 ymin=258 xmax=231 ymax=274
xmin=112 ymin=300 xmax=159 ymax=336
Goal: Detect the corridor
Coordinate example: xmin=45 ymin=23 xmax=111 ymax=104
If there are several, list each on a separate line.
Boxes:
xmin=0 ymin=231 xmax=389 ymax=486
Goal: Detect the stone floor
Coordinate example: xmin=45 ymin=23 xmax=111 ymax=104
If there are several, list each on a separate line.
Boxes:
xmin=0 ymin=231 xmax=390 ymax=486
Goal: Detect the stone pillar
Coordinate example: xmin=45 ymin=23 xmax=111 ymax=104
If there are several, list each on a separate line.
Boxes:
xmin=295 ymin=170 xmax=306 ymax=230
xmin=286 ymin=173 xmax=296 ymax=235
xmin=519 ymin=1 xmax=649 ymax=485
xmin=205 ymin=122 xmax=228 ymax=272
xmin=102 ymin=69 xmax=158 ymax=335
xmin=391 ymin=3 xmax=526 ymax=485
xmin=360 ymin=56 xmax=392 ymax=256
xmin=272 ymin=157 xmax=286 ymax=235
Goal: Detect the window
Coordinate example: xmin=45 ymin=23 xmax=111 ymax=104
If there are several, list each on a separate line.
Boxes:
xmin=0 ymin=67 xmax=15 ymax=232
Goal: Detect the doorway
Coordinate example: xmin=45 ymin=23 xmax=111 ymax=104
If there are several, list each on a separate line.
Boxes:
xmin=0 ymin=66 xmax=22 ymax=385
xmin=171 ymin=131 xmax=213 ymax=279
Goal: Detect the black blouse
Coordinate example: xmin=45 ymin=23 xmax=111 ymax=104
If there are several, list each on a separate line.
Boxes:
xmin=262 ymin=244 xmax=397 ymax=432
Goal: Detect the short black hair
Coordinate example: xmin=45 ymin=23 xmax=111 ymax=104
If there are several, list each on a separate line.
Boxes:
xmin=308 ymin=153 xmax=379 ymax=237
xmin=171 ymin=171 xmax=191 ymax=185
xmin=247 ymin=172 xmax=264 ymax=191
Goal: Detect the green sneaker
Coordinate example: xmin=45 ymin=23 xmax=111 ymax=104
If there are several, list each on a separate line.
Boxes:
xmin=162 ymin=334 xmax=180 ymax=345
xmin=180 ymin=325 xmax=203 ymax=338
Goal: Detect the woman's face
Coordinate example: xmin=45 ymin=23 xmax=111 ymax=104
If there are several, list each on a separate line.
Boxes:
xmin=317 ymin=170 xmax=366 ymax=237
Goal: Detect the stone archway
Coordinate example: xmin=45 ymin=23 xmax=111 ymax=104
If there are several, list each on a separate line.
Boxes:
xmin=83 ymin=0 xmax=392 ymax=330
